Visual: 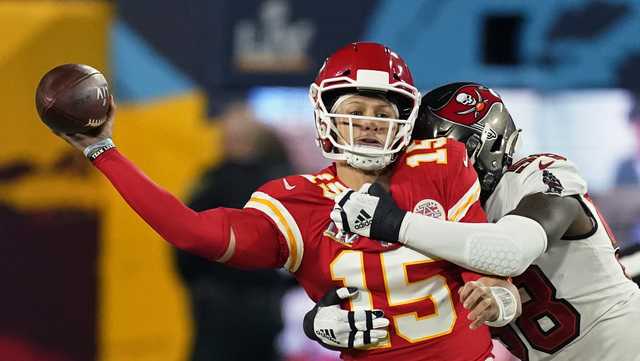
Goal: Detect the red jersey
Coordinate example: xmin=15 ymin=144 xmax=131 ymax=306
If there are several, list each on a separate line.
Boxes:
xmin=92 ymin=138 xmax=492 ymax=360
xmin=244 ymin=138 xmax=492 ymax=361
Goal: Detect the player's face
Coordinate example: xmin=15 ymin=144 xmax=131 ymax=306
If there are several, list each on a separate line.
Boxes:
xmin=333 ymin=95 xmax=399 ymax=150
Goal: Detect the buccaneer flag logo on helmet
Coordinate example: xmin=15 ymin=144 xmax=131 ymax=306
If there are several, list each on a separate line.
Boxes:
xmin=455 ymin=90 xmax=487 ymax=117
xmin=432 ymin=85 xmax=503 ymax=127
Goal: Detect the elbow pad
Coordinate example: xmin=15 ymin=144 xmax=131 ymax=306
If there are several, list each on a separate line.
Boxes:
xmin=467 ymin=215 xmax=547 ymax=276
xmin=400 ymin=214 xmax=547 ymax=277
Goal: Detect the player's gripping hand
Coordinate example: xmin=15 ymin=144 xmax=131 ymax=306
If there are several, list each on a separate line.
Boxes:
xmin=459 ymin=280 xmax=517 ymax=329
xmin=330 ymin=183 xmax=406 ymax=243
xmin=55 ymin=95 xmax=116 ymax=156
xmin=303 ymin=287 xmax=390 ymax=350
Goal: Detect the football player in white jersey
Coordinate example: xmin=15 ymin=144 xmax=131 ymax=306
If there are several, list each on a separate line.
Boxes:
xmin=314 ymin=82 xmax=640 ymax=361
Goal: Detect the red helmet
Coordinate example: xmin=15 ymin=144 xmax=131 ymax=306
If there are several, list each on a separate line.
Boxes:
xmin=309 ymin=42 xmax=421 ymax=170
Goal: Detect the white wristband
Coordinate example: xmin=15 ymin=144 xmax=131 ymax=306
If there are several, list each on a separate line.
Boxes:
xmin=83 ymin=138 xmax=115 ymax=161
xmin=484 ymin=286 xmax=518 ymax=327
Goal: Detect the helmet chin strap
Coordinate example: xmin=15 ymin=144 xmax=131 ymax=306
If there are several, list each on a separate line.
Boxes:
xmin=345 ymin=145 xmax=394 ymax=171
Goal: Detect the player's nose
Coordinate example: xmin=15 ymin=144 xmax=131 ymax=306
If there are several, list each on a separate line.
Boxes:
xmin=358 ymin=111 xmax=380 ymax=130
xmin=360 ymin=118 xmax=387 ymax=134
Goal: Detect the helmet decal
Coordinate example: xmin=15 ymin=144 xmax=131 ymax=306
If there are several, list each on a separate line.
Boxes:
xmin=419 ymin=82 xmax=520 ymax=197
xmin=432 ymin=85 xmax=503 ymax=126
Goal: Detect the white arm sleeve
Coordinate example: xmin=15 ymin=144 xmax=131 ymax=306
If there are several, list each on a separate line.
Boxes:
xmin=398 ymin=213 xmax=547 ymax=276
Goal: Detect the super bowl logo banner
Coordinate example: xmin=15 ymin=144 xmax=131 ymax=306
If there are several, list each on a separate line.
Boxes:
xmin=233 ymin=0 xmax=314 ymax=73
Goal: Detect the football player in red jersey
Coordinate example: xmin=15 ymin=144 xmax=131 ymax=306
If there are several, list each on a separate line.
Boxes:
xmin=327 ymin=82 xmax=640 ymax=360
xmin=53 ymin=44 xmax=534 ymax=361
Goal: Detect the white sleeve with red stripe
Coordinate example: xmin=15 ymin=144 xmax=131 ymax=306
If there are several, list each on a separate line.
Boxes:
xmin=486 ymin=154 xmax=588 ymax=222
xmin=519 ymin=157 xmax=587 ymax=197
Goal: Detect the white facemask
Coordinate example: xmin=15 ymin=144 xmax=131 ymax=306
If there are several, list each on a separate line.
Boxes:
xmin=331 ymin=94 xmax=398 ymax=171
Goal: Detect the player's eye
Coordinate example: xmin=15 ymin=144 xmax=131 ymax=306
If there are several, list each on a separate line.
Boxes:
xmin=349 ymin=111 xmax=363 ymax=116
xmin=376 ymin=113 xmax=390 ymax=118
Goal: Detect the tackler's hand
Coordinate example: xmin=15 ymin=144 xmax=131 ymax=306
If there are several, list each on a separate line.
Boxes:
xmin=330 ymin=183 xmax=406 ymax=243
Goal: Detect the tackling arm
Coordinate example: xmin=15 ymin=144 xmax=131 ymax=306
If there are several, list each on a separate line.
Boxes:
xmin=401 ymin=193 xmax=587 ymax=277
xmin=399 ymin=142 xmax=548 ymax=277
xmin=509 ymin=192 xmax=586 ymax=241
xmin=421 ymin=155 xmax=591 ymax=276
xmin=333 ymin=182 xmax=548 ymax=277
xmin=399 ymin=212 xmax=547 ymax=277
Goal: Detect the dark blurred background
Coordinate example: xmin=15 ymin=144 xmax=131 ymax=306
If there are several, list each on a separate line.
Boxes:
xmin=1 ymin=1 xmax=640 ymax=361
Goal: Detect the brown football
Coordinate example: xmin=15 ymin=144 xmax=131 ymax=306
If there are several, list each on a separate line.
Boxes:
xmin=35 ymin=64 xmax=110 ymax=134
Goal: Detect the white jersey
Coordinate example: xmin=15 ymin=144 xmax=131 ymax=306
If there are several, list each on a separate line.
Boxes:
xmin=485 ymin=153 xmax=640 ymax=361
